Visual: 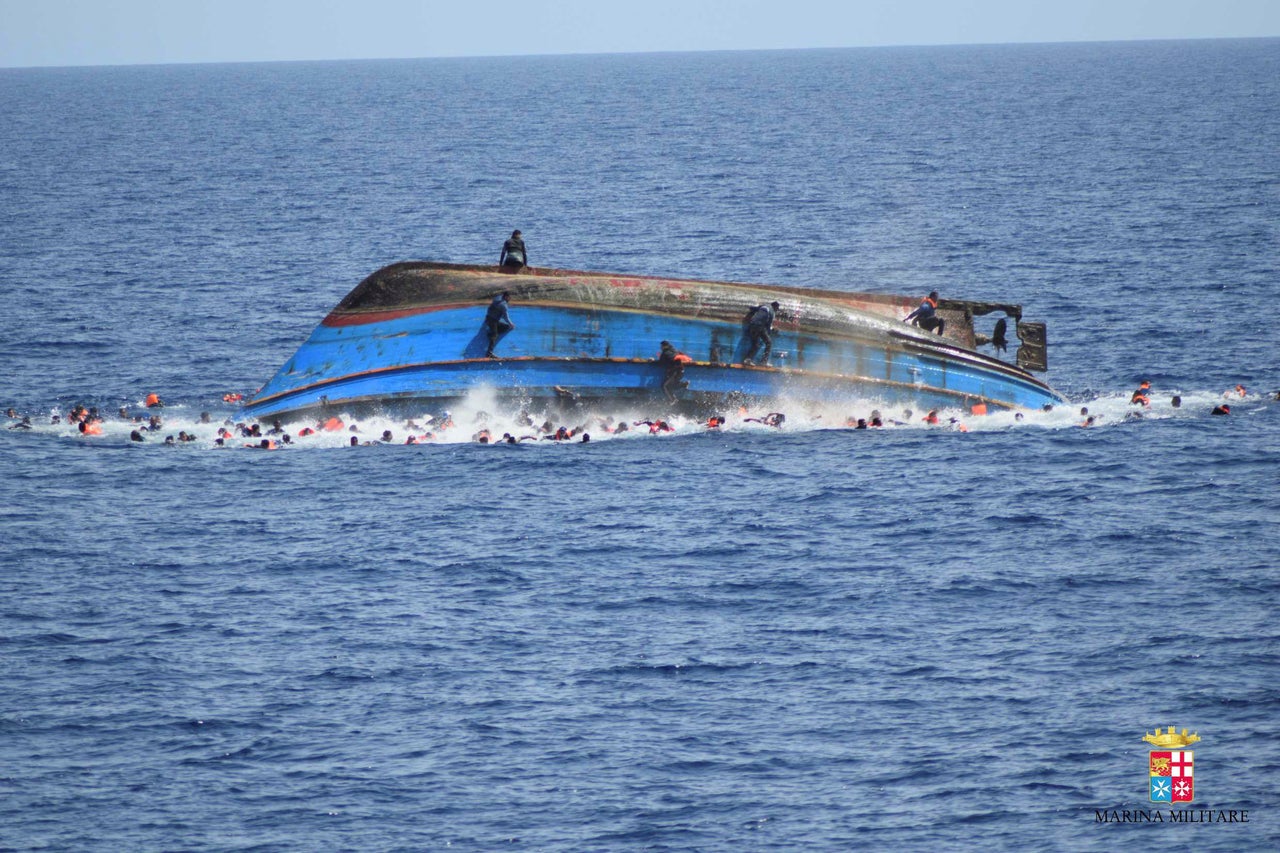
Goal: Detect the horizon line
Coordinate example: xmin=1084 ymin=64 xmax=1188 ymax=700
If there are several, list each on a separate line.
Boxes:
xmin=2 ymin=33 xmax=1277 ymax=72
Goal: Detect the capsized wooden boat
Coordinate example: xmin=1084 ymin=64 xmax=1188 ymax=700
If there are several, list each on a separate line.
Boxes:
xmin=240 ymin=261 xmax=1062 ymax=420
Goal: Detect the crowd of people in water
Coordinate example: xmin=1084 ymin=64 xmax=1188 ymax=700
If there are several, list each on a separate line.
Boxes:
xmin=4 ymin=379 xmax=1272 ymax=450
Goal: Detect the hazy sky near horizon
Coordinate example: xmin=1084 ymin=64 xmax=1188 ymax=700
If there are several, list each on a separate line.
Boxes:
xmin=1 ymin=0 xmax=1277 ymax=68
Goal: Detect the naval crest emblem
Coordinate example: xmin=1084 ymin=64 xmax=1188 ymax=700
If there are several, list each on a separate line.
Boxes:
xmin=1144 ymin=726 xmax=1199 ymax=803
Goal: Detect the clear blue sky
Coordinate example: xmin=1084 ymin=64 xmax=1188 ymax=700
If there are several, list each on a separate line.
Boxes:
xmin=1 ymin=0 xmax=1277 ymax=68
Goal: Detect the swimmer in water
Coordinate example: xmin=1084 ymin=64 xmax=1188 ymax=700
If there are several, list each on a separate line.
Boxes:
xmin=1131 ymin=380 xmax=1151 ymax=407
xmin=634 ymin=420 xmax=673 ymax=434
xmin=744 ymin=412 xmax=786 ymax=428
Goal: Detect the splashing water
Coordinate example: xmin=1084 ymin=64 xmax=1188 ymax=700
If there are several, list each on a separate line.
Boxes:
xmin=5 ymin=385 xmax=1267 ymax=449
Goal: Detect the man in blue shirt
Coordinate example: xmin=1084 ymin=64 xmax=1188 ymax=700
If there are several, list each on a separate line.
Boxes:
xmin=905 ymin=291 xmax=945 ymax=335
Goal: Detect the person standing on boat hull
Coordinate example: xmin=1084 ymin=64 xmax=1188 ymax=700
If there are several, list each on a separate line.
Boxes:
xmin=499 ymin=230 xmax=528 ymax=272
xmin=485 ymin=291 xmax=515 ymax=358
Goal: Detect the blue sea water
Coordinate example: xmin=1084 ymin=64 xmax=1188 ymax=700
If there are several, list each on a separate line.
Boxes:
xmin=1 ymin=39 xmax=1279 ymax=851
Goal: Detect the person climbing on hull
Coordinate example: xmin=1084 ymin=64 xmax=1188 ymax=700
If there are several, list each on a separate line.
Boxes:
xmin=657 ymin=340 xmax=692 ymax=402
xmin=742 ymin=301 xmax=780 ymax=365
xmin=905 ymin=291 xmax=945 ymax=335
xmin=484 ymin=291 xmax=515 ymax=358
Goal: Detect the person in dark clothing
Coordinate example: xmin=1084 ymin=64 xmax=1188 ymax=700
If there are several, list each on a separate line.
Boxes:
xmin=484 ymin=291 xmax=515 ymax=358
xmin=742 ymin=301 xmax=780 ymax=364
xmin=991 ymin=317 xmax=1008 ymax=353
xmin=905 ymin=291 xmax=945 ymax=335
xmin=499 ymin=230 xmax=528 ymax=272
xmin=744 ymin=412 xmax=786 ymax=427
xmin=657 ymin=340 xmax=690 ymax=402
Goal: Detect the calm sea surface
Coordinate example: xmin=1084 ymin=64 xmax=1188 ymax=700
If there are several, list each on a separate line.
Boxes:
xmin=1 ymin=40 xmax=1278 ymax=851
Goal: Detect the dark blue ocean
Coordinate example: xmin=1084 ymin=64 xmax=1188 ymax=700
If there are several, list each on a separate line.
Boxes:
xmin=2 ymin=39 xmax=1278 ymax=850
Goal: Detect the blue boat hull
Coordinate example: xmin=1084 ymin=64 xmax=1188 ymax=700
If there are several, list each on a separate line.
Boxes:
xmin=241 ymin=262 xmax=1064 ymax=421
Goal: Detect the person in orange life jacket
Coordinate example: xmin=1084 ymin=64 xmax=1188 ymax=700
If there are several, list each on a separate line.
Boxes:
xmin=1212 ymin=404 xmax=1230 ymax=415
xmin=499 ymin=230 xmax=528 ymax=271
xmin=657 ymin=340 xmax=690 ymax=401
xmin=1131 ymin=380 xmax=1151 ymax=407
xmin=634 ymin=419 xmax=673 ymax=434
xmin=904 ymin=291 xmax=945 ymax=335
xmin=484 ymin=291 xmax=515 ymax=358
xmin=541 ymin=426 xmax=571 ymax=441
xmin=742 ymin=302 xmax=780 ymax=364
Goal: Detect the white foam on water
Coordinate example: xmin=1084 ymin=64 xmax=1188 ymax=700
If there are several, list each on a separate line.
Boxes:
xmin=3 ymin=385 xmax=1268 ymax=449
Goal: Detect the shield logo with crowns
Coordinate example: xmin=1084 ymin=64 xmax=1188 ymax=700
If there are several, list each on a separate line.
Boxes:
xmin=1144 ymin=726 xmax=1199 ymax=803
